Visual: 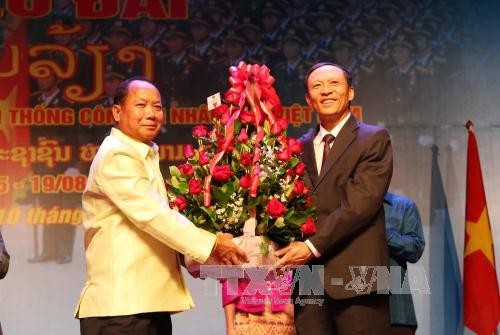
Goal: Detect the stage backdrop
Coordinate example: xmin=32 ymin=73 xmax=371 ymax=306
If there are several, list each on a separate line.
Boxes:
xmin=1 ymin=0 xmax=499 ymax=334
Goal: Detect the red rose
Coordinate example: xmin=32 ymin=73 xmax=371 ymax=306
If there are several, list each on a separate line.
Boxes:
xmin=294 ymin=162 xmax=307 ymax=176
xmin=213 ymin=104 xmax=229 ymax=118
xmin=303 ymin=185 xmax=311 ymax=195
xmin=183 ymin=144 xmax=195 ymax=159
xmin=192 ymin=125 xmax=208 ymax=138
xmin=305 ymin=196 xmax=313 ymax=207
xmin=239 ymin=174 xmax=252 ymax=189
xmin=288 ymin=138 xmax=303 ymax=155
xmin=285 ymin=168 xmax=294 ymax=180
xmin=198 ymin=151 xmax=210 ymax=166
xmin=178 ymin=163 xmax=194 ymax=176
xmin=237 ymin=128 xmax=249 ymax=142
xmin=293 ymin=180 xmax=304 ymax=195
xmin=220 ymin=110 xmax=231 ymax=125
xmin=266 ymin=198 xmax=287 ymax=218
xmin=188 ymin=178 xmax=202 ymax=195
xmin=240 ymin=109 xmax=255 ymax=124
xmin=301 ymin=217 xmax=316 ymax=235
xmin=212 ymin=165 xmax=233 ymax=182
xmin=271 ymin=118 xmax=288 ymax=135
xmin=216 ymin=134 xmax=234 ymax=152
xmin=225 ymin=89 xmax=240 ymax=104
xmin=240 ymin=153 xmax=253 ymax=166
xmin=171 ymin=196 xmax=187 ymax=211
xmin=277 ymin=148 xmax=291 ymax=162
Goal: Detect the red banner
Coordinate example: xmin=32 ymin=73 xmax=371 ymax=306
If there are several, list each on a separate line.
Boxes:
xmin=0 ymin=16 xmax=30 ymax=210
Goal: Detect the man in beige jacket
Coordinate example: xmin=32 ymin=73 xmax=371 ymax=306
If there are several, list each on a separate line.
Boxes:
xmin=75 ymin=78 xmax=247 ymax=335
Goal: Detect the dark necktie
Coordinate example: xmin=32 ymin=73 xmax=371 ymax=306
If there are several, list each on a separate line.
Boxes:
xmin=321 ymin=134 xmax=335 ymax=172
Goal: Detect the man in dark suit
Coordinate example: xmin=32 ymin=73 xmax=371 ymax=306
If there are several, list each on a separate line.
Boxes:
xmin=276 ymin=62 xmax=393 ymax=334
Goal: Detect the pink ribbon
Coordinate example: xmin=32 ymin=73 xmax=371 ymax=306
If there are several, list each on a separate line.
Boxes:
xmin=203 ymin=62 xmax=283 ymax=206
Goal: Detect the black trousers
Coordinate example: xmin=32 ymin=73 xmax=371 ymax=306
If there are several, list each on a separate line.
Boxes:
xmin=294 ymin=293 xmax=390 ymax=335
xmin=80 ymin=313 xmax=172 ymax=335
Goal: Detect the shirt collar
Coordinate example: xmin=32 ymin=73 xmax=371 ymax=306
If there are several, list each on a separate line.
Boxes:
xmin=110 ymin=127 xmax=158 ymax=159
xmin=314 ymin=112 xmax=351 ymax=145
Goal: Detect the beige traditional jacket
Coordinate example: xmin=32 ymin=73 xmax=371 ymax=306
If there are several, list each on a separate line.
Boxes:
xmin=75 ymin=128 xmax=215 ymax=318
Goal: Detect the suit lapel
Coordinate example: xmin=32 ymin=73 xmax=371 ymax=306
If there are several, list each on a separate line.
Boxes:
xmin=300 ymin=127 xmax=319 ymax=187
xmin=315 ymin=115 xmax=359 ymax=188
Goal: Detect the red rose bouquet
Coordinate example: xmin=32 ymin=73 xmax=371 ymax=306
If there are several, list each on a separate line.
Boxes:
xmin=166 ymin=62 xmax=316 ymax=246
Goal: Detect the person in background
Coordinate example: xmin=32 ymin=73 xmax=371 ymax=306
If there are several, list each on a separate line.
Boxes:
xmin=27 ymin=72 xmax=79 ymax=265
xmin=384 ymin=192 xmax=425 ymax=335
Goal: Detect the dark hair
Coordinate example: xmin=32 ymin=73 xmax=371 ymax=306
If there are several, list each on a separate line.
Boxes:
xmin=113 ymin=76 xmax=154 ymax=105
xmin=304 ymin=62 xmax=353 ymax=91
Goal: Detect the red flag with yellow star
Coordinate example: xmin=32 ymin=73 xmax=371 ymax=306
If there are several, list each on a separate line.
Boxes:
xmin=0 ymin=16 xmax=30 ymax=213
xmin=464 ymin=121 xmax=500 ymax=335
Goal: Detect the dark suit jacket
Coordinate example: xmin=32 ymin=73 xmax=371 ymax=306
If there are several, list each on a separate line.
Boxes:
xmin=301 ymin=115 xmax=393 ymax=299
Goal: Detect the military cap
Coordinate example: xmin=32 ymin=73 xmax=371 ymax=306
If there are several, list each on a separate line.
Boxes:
xmin=292 ymin=18 xmax=316 ymax=42
xmin=104 ymin=63 xmax=126 ymax=80
xmin=352 ymin=26 xmax=372 ymax=38
xmin=164 ymin=23 xmax=189 ymax=39
xmin=406 ymin=26 xmax=432 ymax=40
xmin=262 ymin=1 xmax=284 ymax=18
xmin=331 ymin=35 xmax=354 ymax=49
xmin=378 ymin=1 xmax=401 ymax=12
xmin=389 ymin=34 xmax=416 ymax=51
xmin=190 ymin=11 xmax=213 ymax=28
xmin=236 ymin=16 xmax=261 ymax=32
xmin=281 ymin=28 xmax=307 ymax=45
xmin=363 ymin=9 xmax=388 ymax=26
xmin=224 ymin=30 xmax=247 ymax=45
xmin=311 ymin=3 xmax=336 ymax=20
xmin=107 ymin=20 xmax=132 ymax=37
xmin=206 ymin=0 xmax=227 ymax=15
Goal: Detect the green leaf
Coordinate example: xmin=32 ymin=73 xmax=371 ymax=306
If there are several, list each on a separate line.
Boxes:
xmin=201 ymin=206 xmax=216 ymax=222
xmin=260 ymin=241 xmax=270 ymax=257
xmin=170 ymin=176 xmax=180 ymax=188
xmin=287 ymin=157 xmax=300 ymax=169
xmin=287 ymin=212 xmax=309 ymax=226
xmin=231 ymin=159 xmax=238 ymax=172
xmin=248 ymin=196 xmax=261 ymax=208
xmin=234 ymin=118 xmax=242 ymax=131
xmin=259 ymin=181 xmax=271 ymax=193
xmin=169 ymin=166 xmax=181 ymax=178
xmin=264 ymin=119 xmax=271 ymax=136
xmin=177 ymin=181 xmax=189 ymax=194
xmin=256 ymin=222 xmax=267 ymax=235
xmin=284 ymin=183 xmax=295 ymax=197
xmin=214 ymin=182 xmax=235 ymax=205
xmin=285 ymin=208 xmax=295 ymax=218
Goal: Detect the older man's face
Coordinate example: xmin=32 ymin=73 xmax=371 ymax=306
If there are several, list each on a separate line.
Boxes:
xmin=113 ymin=80 xmax=164 ymax=143
xmin=305 ymin=65 xmax=354 ymax=122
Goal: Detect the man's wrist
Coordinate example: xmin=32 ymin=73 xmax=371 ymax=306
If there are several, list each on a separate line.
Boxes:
xmin=304 ymin=239 xmax=321 ymax=258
